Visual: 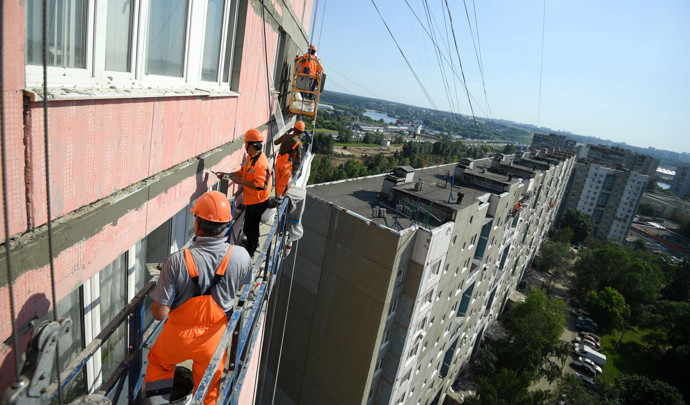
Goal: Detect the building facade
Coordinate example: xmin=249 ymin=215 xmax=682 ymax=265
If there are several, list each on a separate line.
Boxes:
xmin=670 ymin=166 xmax=690 ymax=197
xmin=560 ymin=163 xmax=648 ymax=242
xmin=531 ymin=132 xmax=576 ymax=151
xmin=262 ymin=150 xmax=575 ymax=404
xmin=0 ymin=0 xmax=314 ymax=397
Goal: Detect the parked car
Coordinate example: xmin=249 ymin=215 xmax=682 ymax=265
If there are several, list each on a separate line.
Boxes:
xmin=568 ymin=372 xmax=594 ymax=385
xmin=577 ymin=316 xmax=598 ymax=327
xmin=570 ymin=361 xmax=597 ymax=378
xmin=573 ymin=343 xmax=607 ymax=367
xmin=578 ymin=331 xmax=600 ymax=343
xmin=571 ymin=307 xmax=590 ymax=318
xmin=577 ymin=356 xmax=603 ymax=374
xmin=581 ymin=335 xmax=601 ymax=349
xmin=576 ymin=322 xmax=597 ymax=333
xmin=572 ymin=337 xmax=600 ymax=351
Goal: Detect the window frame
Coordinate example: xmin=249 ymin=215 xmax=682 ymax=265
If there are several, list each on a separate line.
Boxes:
xmin=25 ymin=0 xmax=243 ymax=92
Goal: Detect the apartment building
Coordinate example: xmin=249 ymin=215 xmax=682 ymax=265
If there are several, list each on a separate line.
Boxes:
xmin=261 ymin=150 xmax=576 ymax=405
xmin=670 ymin=166 xmax=690 ymax=197
xmin=531 ymin=132 xmax=576 ymax=151
xmin=0 ymin=0 xmax=314 ymax=398
xmin=560 ymin=163 xmax=648 ymax=243
xmin=578 ymin=144 xmax=659 ymax=177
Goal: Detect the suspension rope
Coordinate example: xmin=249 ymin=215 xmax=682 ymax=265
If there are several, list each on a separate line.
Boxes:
xmin=269 ymin=238 xmax=299 ymax=405
xmin=316 ymin=0 xmax=328 ymax=51
xmin=537 ymin=0 xmax=546 ymax=126
xmin=42 ymin=1 xmax=63 ymax=403
xmin=0 ymin=1 xmax=22 ymax=384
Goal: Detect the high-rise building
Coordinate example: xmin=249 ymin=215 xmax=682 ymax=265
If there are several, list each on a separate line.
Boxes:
xmin=560 ymin=163 xmax=648 ymax=242
xmin=261 ymin=150 xmax=576 ymax=405
xmin=670 ymin=166 xmax=690 ymax=197
xmin=578 ymin=144 xmax=659 ymax=177
xmin=531 ymin=133 xmax=576 ymax=150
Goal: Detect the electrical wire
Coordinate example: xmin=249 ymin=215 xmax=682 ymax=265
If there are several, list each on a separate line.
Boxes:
xmin=0 ymin=1 xmax=22 ymax=384
xmin=370 ymin=0 xmax=441 ymax=113
xmin=42 ymin=0 xmax=63 ymax=403
xmin=403 ymin=0 xmax=489 ymax=118
xmin=442 ymin=0 xmax=481 ymax=137
xmin=461 ymin=0 xmax=492 ymax=120
xmin=537 ymin=0 xmax=546 ymax=126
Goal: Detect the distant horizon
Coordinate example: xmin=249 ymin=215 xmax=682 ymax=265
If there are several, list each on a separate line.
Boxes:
xmin=321 ymin=90 xmax=689 ymax=156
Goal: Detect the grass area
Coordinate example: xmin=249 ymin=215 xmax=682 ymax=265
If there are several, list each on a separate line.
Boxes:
xmin=334 ymin=142 xmax=386 ymax=148
xmin=313 ymin=128 xmax=338 ymax=133
xmin=599 ymin=327 xmax=662 ymax=382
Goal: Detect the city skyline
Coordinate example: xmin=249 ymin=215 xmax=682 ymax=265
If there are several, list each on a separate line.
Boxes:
xmin=315 ymin=0 xmax=690 ymax=153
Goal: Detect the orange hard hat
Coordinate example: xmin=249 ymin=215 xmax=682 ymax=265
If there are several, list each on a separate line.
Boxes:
xmin=294 ymin=121 xmax=306 ymax=132
xmin=310 ymin=45 xmax=317 ymax=52
xmin=191 ymin=191 xmax=232 ymax=223
xmin=244 ymin=128 xmax=263 ymax=143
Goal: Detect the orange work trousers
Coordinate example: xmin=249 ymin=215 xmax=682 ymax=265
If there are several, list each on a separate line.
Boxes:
xmin=275 ymin=153 xmax=293 ymax=197
xmin=145 ymin=296 xmax=229 ymax=404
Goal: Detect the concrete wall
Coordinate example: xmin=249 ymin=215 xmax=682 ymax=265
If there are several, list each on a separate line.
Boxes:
xmin=0 ymin=0 xmax=313 ymax=390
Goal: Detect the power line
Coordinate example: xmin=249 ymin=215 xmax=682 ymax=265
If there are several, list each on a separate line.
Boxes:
xmin=442 ymin=0 xmax=481 ymax=137
xmin=370 ymin=0 xmax=441 ymax=113
xmin=462 ymin=0 xmax=492 ymax=120
xmin=402 ymin=0 xmax=489 ymax=119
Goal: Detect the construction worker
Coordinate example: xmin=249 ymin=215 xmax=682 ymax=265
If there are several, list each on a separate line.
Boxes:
xmin=273 ymin=121 xmax=305 ymax=196
xmin=295 ymin=45 xmax=323 ymax=100
xmin=226 ymin=129 xmax=272 ymax=257
xmin=145 ymin=191 xmax=252 ymax=404
xmin=296 ymin=45 xmax=322 ymax=76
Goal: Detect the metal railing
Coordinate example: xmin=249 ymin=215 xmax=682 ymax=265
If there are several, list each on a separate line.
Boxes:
xmin=44 ymin=141 xmax=313 ymax=404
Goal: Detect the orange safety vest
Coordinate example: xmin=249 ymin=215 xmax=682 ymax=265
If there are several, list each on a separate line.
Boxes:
xmin=276 ymin=141 xmax=300 ymax=196
xmin=297 ymin=53 xmax=321 ymax=76
xmin=145 ymin=247 xmax=232 ymax=405
xmin=241 ymin=152 xmax=271 ymax=205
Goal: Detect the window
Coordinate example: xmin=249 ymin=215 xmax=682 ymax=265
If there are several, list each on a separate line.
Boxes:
xmin=431 ymin=261 xmax=441 ymax=276
xmin=423 ymin=290 xmax=433 ymax=304
xmin=396 ymin=264 xmax=407 ymax=286
xmin=416 ymin=317 xmax=427 ymax=331
xmin=388 ymin=298 xmax=398 ymax=317
xmin=408 ymin=343 xmax=419 ymax=360
xmin=25 ymin=0 xmax=246 ymax=90
xmin=375 ymin=358 xmax=383 ymax=373
xmin=382 ymin=328 xmax=391 ymax=345
xmin=402 ymin=370 xmax=412 ymax=383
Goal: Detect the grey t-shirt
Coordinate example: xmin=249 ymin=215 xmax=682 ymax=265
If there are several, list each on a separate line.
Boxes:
xmin=150 ymin=236 xmax=253 ymax=316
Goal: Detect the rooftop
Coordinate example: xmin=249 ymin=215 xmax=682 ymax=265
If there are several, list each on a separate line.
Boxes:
xmin=308 ymin=162 xmax=524 ymax=232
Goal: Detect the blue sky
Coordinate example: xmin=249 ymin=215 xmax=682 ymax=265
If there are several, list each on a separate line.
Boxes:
xmin=312 ymin=0 xmax=690 ymax=153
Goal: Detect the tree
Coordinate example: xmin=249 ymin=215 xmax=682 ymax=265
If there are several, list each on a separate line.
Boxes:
xmin=500 ymin=289 xmax=568 ymax=381
xmin=552 ymin=376 xmax=604 ymax=405
xmin=311 ymin=133 xmax=333 ymax=155
xmin=502 ymin=143 xmax=516 ymax=154
xmin=637 ymin=202 xmax=658 ymax=217
xmin=535 ymin=241 xmax=573 ymax=274
xmin=661 ymin=257 xmax=690 ymax=302
xmin=615 ymin=374 xmax=685 ymax=405
xmin=560 ymin=209 xmax=594 ymax=244
xmin=464 ymin=368 xmax=541 ymax=405
xmin=551 ymin=228 xmax=575 ymax=245
xmin=574 ymin=244 xmax=631 ymax=293
xmin=584 ymin=287 xmax=630 ymax=332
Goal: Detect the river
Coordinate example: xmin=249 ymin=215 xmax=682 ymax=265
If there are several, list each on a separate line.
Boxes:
xmin=363 ymin=110 xmax=396 ymax=124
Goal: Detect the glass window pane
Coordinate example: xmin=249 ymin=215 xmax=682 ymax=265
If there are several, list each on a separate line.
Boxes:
xmin=37 ymin=288 xmax=86 ymax=401
xmin=25 ymin=0 xmax=87 ymax=68
xmin=99 ymin=254 xmax=127 ymax=380
xmin=222 ymin=0 xmax=238 ymax=82
xmin=105 ymin=0 xmax=133 ymax=72
xmin=201 ymin=0 xmax=224 ymax=82
xmin=146 ymin=0 xmax=187 ymax=77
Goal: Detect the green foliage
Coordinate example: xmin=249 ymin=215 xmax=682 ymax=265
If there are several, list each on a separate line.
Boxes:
xmin=500 ymin=289 xmax=567 ymax=381
xmin=311 ymin=133 xmax=334 ymax=155
xmin=679 ymin=221 xmax=690 ymax=238
xmin=661 ymin=257 xmax=690 ymax=301
xmin=552 ymin=376 xmax=606 ymax=405
xmin=534 ymin=240 xmax=573 ymax=276
xmin=551 ymin=228 xmax=575 ymax=245
xmin=502 ymin=143 xmax=517 ymax=154
xmin=560 ymin=209 xmax=594 ymax=244
xmin=584 ymin=287 xmax=630 ymax=332
xmin=637 ymin=202 xmax=658 ymax=217
xmin=615 ymin=374 xmax=685 ymax=405
xmin=463 ymin=368 xmax=539 ymax=405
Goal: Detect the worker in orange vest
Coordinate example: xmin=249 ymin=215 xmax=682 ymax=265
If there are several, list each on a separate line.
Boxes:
xmin=295 ymin=45 xmax=323 ymax=100
xmin=296 ymin=45 xmax=322 ymax=76
xmin=226 ymin=129 xmax=272 ymax=257
xmin=273 ymin=121 xmax=305 ymax=197
xmin=145 ymin=191 xmax=252 ymax=404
